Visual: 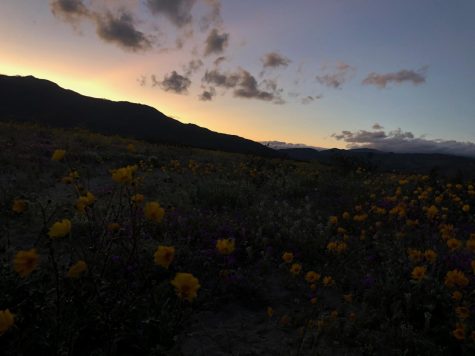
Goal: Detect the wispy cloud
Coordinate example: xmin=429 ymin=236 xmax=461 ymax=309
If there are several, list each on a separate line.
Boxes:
xmin=362 ymin=67 xmax=428 ymax=88
xmin=261 ymin=141 xmax=323 ymax=150
xmin=204 ymin=28 xmax=229 ymax=56
xmin=146 ymin=0 xmax=196 ymax=28
xmin=333 ymin=127 xmax=475 ymax=157
xmin=261 ymin=52 xmax=291 ymax=69
xmin=316 ymin=62 xmax=356 ymax=89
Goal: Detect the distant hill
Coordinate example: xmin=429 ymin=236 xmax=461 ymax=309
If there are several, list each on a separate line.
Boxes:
xmin=281 ymin=147 xmax=475 ymax=177
xmin=0 ymin=74 xmax=279 ymax=157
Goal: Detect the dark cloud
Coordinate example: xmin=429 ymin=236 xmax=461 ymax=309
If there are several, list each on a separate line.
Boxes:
xmin=261 ymin=52 xmax=291 ymax=69
xmin=362 ymin=67 xmax=428 ymax=88
xmin=137 ymin=75 xmax=147 ymax=87
xmin=333 ymin=127 xmax=475 ymax=157
xmin=95 ymin=12 xmax=152 ymax=51
xmin=153 ymin=71 xmax=191 ymax=94
xmin=50 ymin=0 xmax=89 ymax=22
xmin=213 ymin=56 xmax=227 ymax=66
xmin=198 ymin=87 xmax=216 ymax=101
xmin=316 ymin=62 xmax=356 ymax=89
xmin=204 ymin=28 xmax=229 ymax=56
xmin=146 ymin=0 xmax=196 ymax=28
xmin=372 ymin=123 xmax=384 ymax=130
xmin=202 ymin=68 xmax=283 ymax=103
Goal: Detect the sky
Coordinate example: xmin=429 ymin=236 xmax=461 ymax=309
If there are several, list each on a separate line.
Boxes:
xmin=1 ymin=0 xmax=475 ymax=155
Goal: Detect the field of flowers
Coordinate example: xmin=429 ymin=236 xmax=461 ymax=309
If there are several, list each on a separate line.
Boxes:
xmin=0 ymin=121 xmax=474 ymax=355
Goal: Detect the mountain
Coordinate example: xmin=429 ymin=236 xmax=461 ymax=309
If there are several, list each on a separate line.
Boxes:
xmin=0 ymin=74 xmax=279 ymax=157
xmin=280 ymin=147 xmax=475 ymax=177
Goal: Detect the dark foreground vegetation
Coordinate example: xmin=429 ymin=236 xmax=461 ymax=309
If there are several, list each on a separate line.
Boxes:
xmin=1 ymin=121 xmax=474 ymax=355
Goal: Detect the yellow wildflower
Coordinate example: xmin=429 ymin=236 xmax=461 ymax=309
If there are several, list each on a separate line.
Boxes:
xmin=76 ymin=192 xmax=96 ymax=213
xmin=455 ymin=307 xmax=470 ymax=320
xmin=452 ymin=291 xmax=463 ymax=301
xmin=462 ymin=204 xmax=470 ymax=213
xmin=170 ymin=273 xmax=200 ymax=302
xmin=51 ymin=149 xmax=66 ymax=161
xmin=445 ymin=269 xmax=469 ymax=288
xmin=305 ymin=271 xmax=320 ymax=283
xmin=267 ymin=307 xmax=274 ymax=318
xmin=216 ymin=239 xmax=235 ymax=255
xmin=310 ymin=297 xmax=317 ymax=305
xmin=290 ymin=263 xmax=302 ymax=275
xmin=48 ymin=219 xmax=71 ymax=238
xmin=424 ymin=249 xmax=437 ymax=263
xmin=67 ymin=260 xmax=87 ymax=278
xmin=447 ymin=238 xmax=461 ymax=251
xmin=154 ymin=246 xmax=175 ymax=269
xmin=282 ymin=252 xmax=294 ymax=263
xmin=411 ymin=266 xmax=427 ymax=281
xmin=407 ymin=249 xmax=423 ymax=263
xmin=426 ymin=205 xmax=439 ymax=219
xmin=452 ymin=324 xmax=465 ymax=340
xmin=127 ymin=143 xmax=136 ymax=152
xmin=342 ymin=212 xmax=350 ymax=220
xmin=343 ymin=293 xmax=353 ymax=303
xmin=329 ymin=216 xmax=338 ymax=225
xmin=111 ymin=165 xmax=137 ymax=184
xmin=13 ymin=248 xmax=39 ymax=278
xmin=323 ymin=276 xmax=334 ymax=286
xmin=466 ymin=239 xmax=475 ymax=253
xmin=12 ymin=199 xmax=27 ymax=214
xmin=0 ymin=309 xmax=15 ymax=335
xmin=131 ymin=194 xmax=144 ymax=204
xmin=107 ymin=223 xmax=120 ymax=233
xmin=144 ymin=202 xmax=165 ymax=224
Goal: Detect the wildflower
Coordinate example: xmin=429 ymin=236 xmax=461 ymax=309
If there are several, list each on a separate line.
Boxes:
xmin=426 ymin=205 xmax=439 ymax=219
xmin=279 ymin=314 xmax=290 ymax=326
xmin=342 ymin=212 xmax=350 ymax=220
xmin=452 ymin=324 xmax=465 ymax=340
xmin=67 ymin=260 xmax=87 ymax=278
xmin=411 ymin=266 xmax=427 ymax=281
xmin=455 ymin=307 xmax=470 ymax=320
xmin=323 ymin=276 xmax=334 ymax=286
xmin=144 ymin=202 xmax=165 ymax=223
xmin=216 ymin=239 xmax=235 ymax=255
xmin=353 ymin=213 xmax=368 ymax=222
xmin=13 ymin=248 xmax=39 ymax=278
xmin=290 ymin=263 xmax=302 ymax=275
xmin=466 ymin=239 xmax=475 ymax=253
xmin=154 ymin=246 xmax=175 ymax=269
xmin=445 ymin=269 xmax=469 ymax=288
xmin=462 ymin=204 xmax=470 ymax=213
xmin=131 ymin=194 xmax=144 ymax=204
xmin=407 ymin=249 xmax=423 ymax=263
xmin=329 ymin=216 xmax=338 ymax=225
xmin=452 ymin=291 xmax=463 ymax=301
xmin=76 ymin=192 xmax=96 ymax=213
xmin=309 ymin=283 xmax=317 ymax=291
xmin=282 ymin=252 xmax=294 ymax=263
xmin=48 ymin=219 xmax=71 ymax=238
xmin=170 ymin=273 xmax=200 ymax=302
xmin=305 ymin=271 xmax=320 ymax=283
xmin=343 ymin=293 xmax=353 ymax=303
xmin=336 ymin=241 xmax=348 ymax=253
xmin=127 ymin=143 xmax=136 ymax=152
xmin=327 ymin=242 xmax=338 ymax=252
xmin=348 ymin=312 xmax=357 ymax=321
xmin=310 ymin=297 xmax=317 ymax=305
xmin=51 ymin=149 xmax=66 ymax=161
xmin=447 ymin=238 xmax=461 ymax=251
xmin=111 ymin=165 xmax=137 ymax=184
xmin=330 ymin=310 xmax=339 ymax=319
xmin=0 ymin=309 xmax=15 ymax=335
xmin=12 ymin=199 xmax=27 ymax=214
xmin=107 ymin=223 xmax=120 ymax=233
xmin=267 ymin=307 xmax=274 ymax=318
xmin=424 ymin=249 xmax=437 ymax=263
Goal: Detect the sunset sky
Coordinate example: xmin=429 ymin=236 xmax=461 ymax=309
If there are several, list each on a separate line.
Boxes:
xmin=1 ymin=0 xmax=475 ymax=154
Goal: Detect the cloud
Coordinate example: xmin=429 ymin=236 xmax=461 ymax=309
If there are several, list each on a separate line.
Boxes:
xmin=146 ymin=0 xmax=196 ymax=28
xmin=372 ymin=123 xmax=384 ymax=130
xmin=153 ymin=71 xmax=191 ymax=94
xmin=362 ymin=67 xmax=428 ymax=88
xmin=213 ymin=56 xmax=226 ymax=66
xmin=50 ymin=0 xmax=89 ymax=23
xmin=198 ymin=87 xmax=216 ymax=101
xmin=333 ymin=127 xmax=475 ymax=157
xmin=183 ymin=59 xmax=204 ymax=76
xmin=316 ymin=62 xmax=356 ymax=89
xmin=202 ymin=68 xmax=283 ymax=103
xmin=260 ymin=141 xmax=324 ymax=150
xmin=261 ymin=52 xmax=291 ymax=69
xmin=301 ymin=95 xmax=322 ymax=105
xmin=204 ymin=28 xmax=229 ymax=56
xmin=95 ymin=11 xmax=152 ymax=51
xmin=200 ymin=0 xmax=222 ymax=31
